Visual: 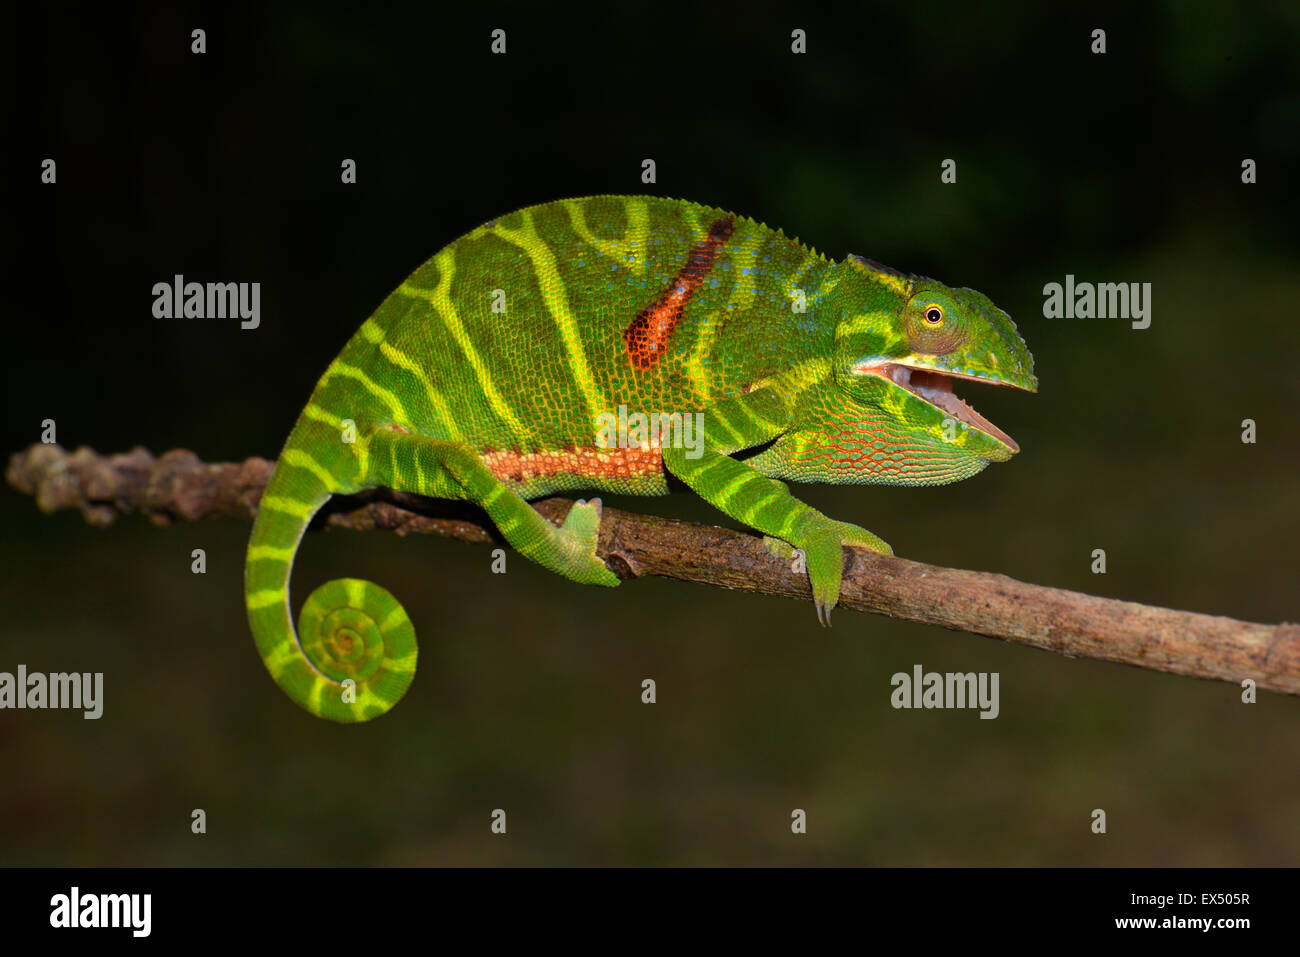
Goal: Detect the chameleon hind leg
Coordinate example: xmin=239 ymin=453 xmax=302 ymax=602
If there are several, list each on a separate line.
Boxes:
xmin=366 ymin=430 xmax=619 ymax=587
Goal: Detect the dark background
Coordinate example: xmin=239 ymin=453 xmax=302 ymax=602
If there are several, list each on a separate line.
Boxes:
xmin=5 ymin=2 xmax=1298 ymax=865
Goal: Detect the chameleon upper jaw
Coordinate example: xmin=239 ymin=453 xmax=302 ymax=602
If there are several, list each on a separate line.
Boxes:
xmin=862 ymin=361 xmax=1023 ymax=453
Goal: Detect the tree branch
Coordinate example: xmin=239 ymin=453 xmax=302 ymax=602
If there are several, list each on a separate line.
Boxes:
xmin=8 ymin=443 xmax=1297 ymax=696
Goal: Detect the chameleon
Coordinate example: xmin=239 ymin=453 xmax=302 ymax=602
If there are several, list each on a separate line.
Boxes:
xmin=245 ymin=195 xmax=1036 ymax=722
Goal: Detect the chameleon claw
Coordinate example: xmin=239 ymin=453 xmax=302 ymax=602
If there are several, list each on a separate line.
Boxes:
xmin=815 ymin=596 xmax=833 ymax=628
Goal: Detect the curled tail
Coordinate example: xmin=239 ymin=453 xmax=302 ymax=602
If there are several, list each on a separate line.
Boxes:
xmin=244 ymin=444 xmax=417 ymax=722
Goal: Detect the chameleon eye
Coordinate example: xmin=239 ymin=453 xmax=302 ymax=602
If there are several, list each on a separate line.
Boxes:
xmin=924 ymin=305 xmax=944 ymax=324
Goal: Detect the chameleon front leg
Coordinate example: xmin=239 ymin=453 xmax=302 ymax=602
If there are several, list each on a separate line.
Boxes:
xmin=365 ymin=429 xmax=619 ymax=587
xmin=661 ymin=389 xmax=890 ymax=624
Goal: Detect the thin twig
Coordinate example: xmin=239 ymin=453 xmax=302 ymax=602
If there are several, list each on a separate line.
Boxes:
xmin=8 ymin=443 xmax=1297 ymax=696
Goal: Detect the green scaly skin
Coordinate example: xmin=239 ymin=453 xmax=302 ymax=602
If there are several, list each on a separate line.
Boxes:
xmin=245 ymin=195 xmax=1036 ymax=721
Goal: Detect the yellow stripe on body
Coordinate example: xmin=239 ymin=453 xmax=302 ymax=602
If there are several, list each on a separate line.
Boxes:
xmin=281 ymin=447 xmax=338 ymax=488
xmin=257 ymin=494 xmax=318 ymax=519
xmin=748 ymin=356 xmax=832 ymax=402
xmin=322 ymin=360 xmax=415 ymax=428
xmin=703 ymin=404 xmax=746 ymax=450
xmin=866 ymin=270 xmax=912 ymax=298
xmin=247 ymin=544 xmax=295 ymax=562
xmin=358 ymin=316 xmax=465 ymax=442
xmin=685 ymin=309 xmax=724 ymax=403
xmin=299 ymin=403 xmax=369 ymax=477
xmin=745 ymin=487 xmax=785 ymax=518
xmin=312 ymin=354 xmax=404 ymax=478
xmin=709 ymin=472 xmax=748 ymax=510
xmin=380 ymin=604 xmax=406 ymax=632
xmin=261 ymin=642 xmax=303 ymax=677
xmin=489 ymin=211 xmax=611 ymax=422
xmin=345 ymin=578 xmax=366 ymax=608
xmin=683 ymin=215 xmax=757 ymax=402
xmin=726 ymin=236 xmax=763 ymax=312
xmin=308 ymin=680 xmax=326 ymax=715
xmin=398 ymin=250 xmax=530 ymax=439
xmin=378 ymin=343 xmax=463 ymax=440
xmin=835 ymin=310 xmax=900 ymax=338
xmin=565 ymin=197 xmax=651 ymax=275
xmin=679 ymin=203 xmax=705 ymax=241
xmin=247 ymin=589 xmax=286 ymax=610
xmin=301 ymin=403 xmax=345 ymax=429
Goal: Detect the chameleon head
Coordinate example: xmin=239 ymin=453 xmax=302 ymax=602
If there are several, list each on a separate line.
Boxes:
xmin=833 ymin=256 xmax=1037 ymax=463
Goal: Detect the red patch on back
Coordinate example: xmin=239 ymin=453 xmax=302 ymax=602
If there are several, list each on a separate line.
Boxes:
xmin=623 ymin=216 xmax=735 ymax=370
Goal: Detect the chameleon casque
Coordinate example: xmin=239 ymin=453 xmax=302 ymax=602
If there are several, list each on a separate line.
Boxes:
xmin=245 ymin=195 xmax=1036 ymax=722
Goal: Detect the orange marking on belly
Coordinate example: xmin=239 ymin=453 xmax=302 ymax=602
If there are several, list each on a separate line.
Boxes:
xmin=623 ymin=216 xmax=735 ymax=370
xmin=481 ymin=446 xmax=664 ymax=483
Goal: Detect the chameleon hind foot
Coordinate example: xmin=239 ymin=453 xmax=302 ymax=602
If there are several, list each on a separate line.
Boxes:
xmin=556 ymin=498 xmax=619 ymax=587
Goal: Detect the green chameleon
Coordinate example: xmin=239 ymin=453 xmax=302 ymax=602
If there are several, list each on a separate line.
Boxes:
xmin=245 ymin=195 xmax=1036 ymax=722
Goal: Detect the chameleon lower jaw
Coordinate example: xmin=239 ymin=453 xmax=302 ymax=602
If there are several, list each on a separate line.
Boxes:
xmin=869 ymin=361 xmax=1023 ymax=453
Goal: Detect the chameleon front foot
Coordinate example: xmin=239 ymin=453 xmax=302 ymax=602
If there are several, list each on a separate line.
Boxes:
xmin=807 ymin=520 xmax=891 ymax=626
xmin=765 ymin=521 xmax=891 ymax=626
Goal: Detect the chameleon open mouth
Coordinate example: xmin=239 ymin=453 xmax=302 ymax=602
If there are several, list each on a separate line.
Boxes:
xmin=866 ymin=362 xmax=1024 ymax=452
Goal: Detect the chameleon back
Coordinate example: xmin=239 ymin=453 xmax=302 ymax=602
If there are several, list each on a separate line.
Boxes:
xmin=301 ymin=195 xmax=837 ymax=497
